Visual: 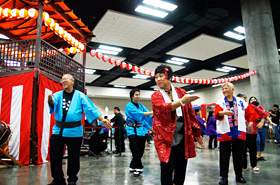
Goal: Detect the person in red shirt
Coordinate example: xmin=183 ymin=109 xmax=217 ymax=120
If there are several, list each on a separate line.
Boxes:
xmin=151 ymin=64 xmax=203 ymax=185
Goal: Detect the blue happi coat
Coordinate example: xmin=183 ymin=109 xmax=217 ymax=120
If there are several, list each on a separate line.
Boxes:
xmin=49 ymin=90 xmax=102 ymax=137
xmin=125 ymin=102 xmax=153 ymax=136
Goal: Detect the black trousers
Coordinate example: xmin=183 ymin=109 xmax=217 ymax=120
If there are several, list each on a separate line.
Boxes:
xmin=243 ymin=134 xmax=257 ymax=169
xmin=209 ymin=135 xmax=218 ymax=149
xmin=115 ymin=128 xmax=125 ymax=153
xmin=50 ymin=134 xmax=82 ymax=183
xmin=161 ymin=138 xmax=188 ymax=185
xmin=128 ymin=135 xmax=146 ymax=169
xmin=220 ymin=139 xmax=244 ymax=179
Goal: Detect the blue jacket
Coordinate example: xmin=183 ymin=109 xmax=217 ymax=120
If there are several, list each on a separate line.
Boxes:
xmin=125 ymin=102 xmax=153 ymax=136
xmin=49 ymin=90 xmax=102 ymax=137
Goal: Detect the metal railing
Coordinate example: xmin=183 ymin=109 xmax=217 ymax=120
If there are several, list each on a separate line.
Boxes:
xmin=0 ymin=39 xmax=85 ymax=84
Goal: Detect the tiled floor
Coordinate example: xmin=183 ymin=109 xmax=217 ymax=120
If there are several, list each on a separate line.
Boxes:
xmin=0 ymin=138 xmax=280 ymax=185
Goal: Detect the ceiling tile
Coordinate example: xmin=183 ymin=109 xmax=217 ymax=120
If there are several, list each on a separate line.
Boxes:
xmin=222 ymin=55 xmax=249 ymax=69
xmin=109 ymin=77 xmax=150 ymax=86
xmin=73 ymin=53 xmax=126 ymax=71
xmin=181 ymin=69 xmax=228 ymax=79
xmin=91 ymin=10 xmax=173 ymax=49
xmin=166 ymin=34 xmax=242 ymax=61
xmin=85 ymin=74 xmax=101 ymax=83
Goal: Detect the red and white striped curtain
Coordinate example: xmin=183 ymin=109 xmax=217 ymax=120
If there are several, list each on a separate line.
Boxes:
xmin=36 ymin=73 xmax=63 ymax=164
xmin=0 ymin=71 xmax=34 ymax=165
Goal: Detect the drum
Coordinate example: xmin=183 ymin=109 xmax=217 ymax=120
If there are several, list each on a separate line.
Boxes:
xmin=0 ymin=121 xmax=12 ymax=147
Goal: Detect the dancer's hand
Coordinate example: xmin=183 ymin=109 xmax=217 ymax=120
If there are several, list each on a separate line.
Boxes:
xmin=48 ymin=95 xmax=54 ymax=106
xmin=197 ymin=135 xmax=204 ymax=145
xmin=181 ymin=95 xmax=200 ymax=104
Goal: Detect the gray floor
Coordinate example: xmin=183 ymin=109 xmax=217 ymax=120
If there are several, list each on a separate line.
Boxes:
xmin=1 ymin=138 xmax=280 ymax=185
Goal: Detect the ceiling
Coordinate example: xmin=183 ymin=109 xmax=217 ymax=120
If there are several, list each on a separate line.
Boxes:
xmin=65 ymin=0 xmax=280 ymax=92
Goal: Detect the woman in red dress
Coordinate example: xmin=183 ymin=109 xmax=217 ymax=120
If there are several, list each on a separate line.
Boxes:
xmin=151 ymin=64 xmax=203 ymax=185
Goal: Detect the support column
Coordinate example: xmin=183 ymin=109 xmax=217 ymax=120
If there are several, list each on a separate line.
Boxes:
xmin=240 ymin=0 xmax=280 ymax=109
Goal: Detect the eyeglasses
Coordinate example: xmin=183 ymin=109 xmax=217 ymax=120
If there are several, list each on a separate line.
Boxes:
xmin=60 ymin=78 xmax=70 ymax=83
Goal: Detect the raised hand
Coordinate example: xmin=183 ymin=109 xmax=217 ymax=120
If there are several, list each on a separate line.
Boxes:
xmin=48 ymin=94 xmax=54 ymax=106
xmin=181 ymin=94 xmax=200 ymax=104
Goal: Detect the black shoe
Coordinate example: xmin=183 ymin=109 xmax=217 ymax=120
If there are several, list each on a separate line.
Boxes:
xmin=219 ymin=177 xmax=228 ymax=185
xmin=236 ymin=177 xmax=246 ymax=183
xmin=47 ymin=180 xmax=66 ymax=185
xmin=68 ymin=181 xmax=76 ymax=185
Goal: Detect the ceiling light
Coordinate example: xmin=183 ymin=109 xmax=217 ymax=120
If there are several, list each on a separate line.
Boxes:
xmin=133 ymin=74 xmax=150 ymax=79
xmin=166 ymin=60 xmax=183 ymax=65
xmin=222 ymin=66 xmax=237 ymax=71
xmin=216 ymin=68 xmax=230 ymax=73
xmin=212 ymin=84 xmax=223 ymax=87
xmin=99 ymin=45 xmax=123 ymax=52
xmin=234 ymin=26 xmax=245 ymax=34
xmin=278 ymin=48 xmax=280 ymax=51
xmin=224 ymin=31 xmax=245 ymax=40
xmin=0 ymin=34 xmax=9 ymax=40
xmin=171 ymin=57 xmax=190 ymax=63
xmin=85 ymin=69 xmax=96 ymax=74
xmin=135 ymin=5 xmax=168 ymax=18
xmin=114 ymin=85 xmax=127 ymax=88
xmin=187 ymin=90 xmax=195 ymax=94
xmin=96 ymin=49 xmax=118 ymax=55
xmin=143 ymin=0 xmax=178 ymax=11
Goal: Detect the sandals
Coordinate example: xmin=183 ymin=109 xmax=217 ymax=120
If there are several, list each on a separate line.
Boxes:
xmin=257 ymin=157 xmax=267 ymax=161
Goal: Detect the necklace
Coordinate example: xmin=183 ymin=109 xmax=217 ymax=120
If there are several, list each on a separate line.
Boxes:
xmin=165 ymin=89 xmax=171 ymax=95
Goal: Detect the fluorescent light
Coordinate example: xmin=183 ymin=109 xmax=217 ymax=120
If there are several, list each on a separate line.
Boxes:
xmin=224 ymin=31 xmax=245 ymax=40
xmin=278 ymin=48 xmax=280 ymax=51
xmin=143 ymin=0 xmax=178 ymax=11
xmin=85 ymin=69 xmax=96 ymax=74
xmin=99 ymin=45 xmax=123 ymax=52
xmin=133 ymin=74 xmax=150 ymax=79
xmin=234 ymin=26 xmax=245 ymax=34
xmin=96 ymin=49 xmax=118 ymax=55
xmin=187 ymin=90 xmax=195 ymax=94
xmin=0 ymin=34 xmax=9 ymax=40
xmin=222 ymin=66 xmax=237 ymax=71
xmin=114 ymin=85 xmax=127 ymax=88
xmin=212 ymin=84 xmax=223 ymax=87
xmin=166 ymin=60 xmax=183 ymax=65
xmin=216 ymin=68 xmax=230 ymax=73
xmin=135 ymin=5 xmax=168 ymax=18
xmin=171 ymin=57 xmax=190 ymax=63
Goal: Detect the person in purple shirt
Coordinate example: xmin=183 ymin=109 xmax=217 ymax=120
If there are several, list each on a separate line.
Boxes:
xmin=195 ymin=109 xmax=205 ymax=149
xmin=206 ymin=111 xmax=217 ymax=149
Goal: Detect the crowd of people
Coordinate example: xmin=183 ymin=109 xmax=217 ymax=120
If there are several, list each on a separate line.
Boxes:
xmin=46 ymin=65 xmax=280 ymax=185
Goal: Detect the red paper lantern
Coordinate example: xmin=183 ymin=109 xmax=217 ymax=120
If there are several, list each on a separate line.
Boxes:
xmin=80 ymin=44 xmax=85 ymax=51
xmin=11 ymin=9 xmax=19 ymax=18
xmin=132 ymin=66 xmax=138 ymax=72
xmin=64 ymin=48 xmax=70 ymax=55
xmin=138 ymin=67 xmax=144 ymax=74
xmin=150 ymin=71 xmax=155 ymax=77
xmin=45 ymin=17 xmax=52 ymax=26
xmin=126 ymin=63 xmax=132 ymax=70
xmin=120 ymin=61 xmax=127 ymax=69
xmin=0 ymin=7 xmax=3 ymax=17
xmin=102 ymin=55 xmax=109 ymax=62
xmin=70 ymin=47 xmax=77 ymax=54
xmin=115 ymin=59 xmax=121 ymax=66
xmin=144 ymin=69 xmax=150 ymax=76
xmin=42 ymin=11 xmax=49 ymax=21
xmin=96 ymin=52 xmax=103 ymax=59
xmin=108 ymin=57 xmax=115 ymax=64
xmin=28 ymin=8 xmax=38 ymax=19
xmin=3 ymin=8 xmax=11 ymax=17
xmin=180 ymin=77 xmax=185 ymax=83
xmin=18 ymin=9 xmax=28 ymax=19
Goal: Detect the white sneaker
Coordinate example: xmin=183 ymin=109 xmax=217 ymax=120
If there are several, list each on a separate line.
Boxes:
xmin=145 ymin=147 xmax=150 ymax=150
xmin=133 ymin=171 xmax=140 ymax=176
xmin=252 ymin=167 xmax=259 ymax=171
xmin=129 ymin=168 xmax=135 ymax=172
xmin=136 ymin=168 xmax=143 ymax=173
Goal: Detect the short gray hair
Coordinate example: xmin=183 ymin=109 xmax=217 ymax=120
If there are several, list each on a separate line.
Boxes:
xmin=222 ymin=82 xmax=234 ymax=90
xmin=63 ymin=74 xmax=74 ymax=81
xmin=236 ymin=93 xmax=247 ymax=98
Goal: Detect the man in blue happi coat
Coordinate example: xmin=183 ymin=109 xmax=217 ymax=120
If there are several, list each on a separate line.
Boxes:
xmin=125 ymin=88 xmax=153 ymax=176
xmin=47 ymin=74 xmax=111 ymax=185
